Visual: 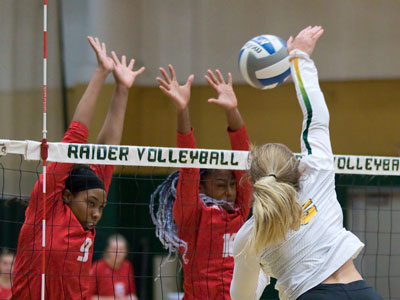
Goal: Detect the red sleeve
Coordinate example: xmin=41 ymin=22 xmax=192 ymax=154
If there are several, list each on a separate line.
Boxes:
xmin=128 ymin=261 xmax=137 ymax=295
xmin=91 ymin=164 xmax=114 ymax=195
xmin=29 ymin=121 xmax=89 ymax=211
xmin=172 ymin=129 xmax=202 ymax=227
xmin=228 ymin=125 xmax=252 ymax=220
xmin=47 ymin=121 xmax=89 ymax=186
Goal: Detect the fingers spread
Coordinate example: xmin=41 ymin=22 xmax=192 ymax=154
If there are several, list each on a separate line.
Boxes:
xmin=168 ymin=64 xmax=176 ymax=81
xmin=159 ymin=67 xmax=171 ymax=84
xmin=207 ymin=69 xmax=219 ymax=85
xmin=185 ymin=74 xmax=194 ymax=87
xmin=111 ymin=51 xmax=120 ymax=65
xmin=128 ymin=59 xmax=135 ymax=70
xmin=136 ymin=66 xmax=146 ymax=75
xmin=205 ymin=75 xmax=217 ymax=89
xmin=159 ymin=85 xmax=172 ymax=97
xmin=87 ymin=36 xmax=98 ymax=50
xmin=156 ymin=77 xmax=170 ymax=90
xmin=216 ymin=69 xmax=225 ymax=84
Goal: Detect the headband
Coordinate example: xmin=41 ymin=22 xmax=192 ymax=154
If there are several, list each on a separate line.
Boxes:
xmin=65 ymin=165 xmax=105 ymax=193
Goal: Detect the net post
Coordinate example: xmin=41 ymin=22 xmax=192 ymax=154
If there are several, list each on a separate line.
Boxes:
xmin=41 ymin=0 xmax=47 ymax=299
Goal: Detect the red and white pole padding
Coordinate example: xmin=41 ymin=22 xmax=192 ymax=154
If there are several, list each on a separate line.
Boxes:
xmin=41 ymin=0 xmax=48 ymax=299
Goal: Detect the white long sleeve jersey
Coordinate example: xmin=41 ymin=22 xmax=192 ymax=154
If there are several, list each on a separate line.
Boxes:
xmin=230 ymin=50 xmax=364 ymax=300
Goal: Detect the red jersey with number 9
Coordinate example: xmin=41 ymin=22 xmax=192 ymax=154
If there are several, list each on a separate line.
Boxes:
xmin=12 ymin=121 xmax=114 ymax=300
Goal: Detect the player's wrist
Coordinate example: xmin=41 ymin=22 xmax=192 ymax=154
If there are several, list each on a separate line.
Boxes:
xmin=288 ymin=49 xmax=311 ymax=61
xmin=94 ymin=67 xmax=111 ymax=77
xmin=115 ymin=84 xmax=129 ymax=94
xmin=224 ymin=106 xmax=239 ymax=115
xmin=175 ymin=101 xmax=189 ymax=112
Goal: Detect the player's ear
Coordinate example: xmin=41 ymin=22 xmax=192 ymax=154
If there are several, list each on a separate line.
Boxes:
xmin=298 ymin=170 xmax=302 ymax=179
xmin=62 ymin=189 xmax=73 ymax=205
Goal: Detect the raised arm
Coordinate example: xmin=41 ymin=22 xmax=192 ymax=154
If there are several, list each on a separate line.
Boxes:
xmin=47 ymin=37 xmax=112 ymax=183
xmin=72 ymin=37 xmax=113 ymax=128
xmin=205 ymin=70 xmax=244 ymax=131
xmin=287 ymin=26 xmax=332 ymax=159
xmin=96 ymin=52 xmax=145 ymax=145
xmin=205 ymin=70 xmax=251 ymax=217
xmin=156 ymin=64 xmax=194 ymax=134
xmin=156 ymin=65 xmax=200 ymax=226
xmin=36 ymin=37 xmax=113 ymax=207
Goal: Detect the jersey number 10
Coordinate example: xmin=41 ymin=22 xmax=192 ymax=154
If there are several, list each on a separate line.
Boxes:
xmin=222 ymin=233 xmax=236 ymax=258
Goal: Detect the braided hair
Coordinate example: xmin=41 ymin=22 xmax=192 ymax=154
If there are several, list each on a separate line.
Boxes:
xmin=150 ymin=170 xmax=232 ymax=265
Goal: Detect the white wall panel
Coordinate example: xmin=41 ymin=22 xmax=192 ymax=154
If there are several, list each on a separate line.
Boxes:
xmin=61 ymin=0 xmax=400 ymax=86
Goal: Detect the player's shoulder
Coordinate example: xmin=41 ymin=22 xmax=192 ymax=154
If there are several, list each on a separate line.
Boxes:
xmin=233 ymin=217 xmax=254 ymax=255
xmin=300 ymin=154 xmax=334 ymax=171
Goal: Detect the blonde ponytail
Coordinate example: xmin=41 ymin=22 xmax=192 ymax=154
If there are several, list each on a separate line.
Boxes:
xmin=247 ymin=143 xmax=303 ymax=253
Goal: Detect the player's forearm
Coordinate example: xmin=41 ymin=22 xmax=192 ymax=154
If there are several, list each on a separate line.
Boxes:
xmin=96 ymin=85 xmax=129 ymax=145
xmin=225 ymin=107 xmax=244 ymax=132
xmin=72 ymin=68 xmax=109 ymax=128
xmin=176 ymin=107 xmax=191 ymax=134
xmin=290 ymin=50 xmax=329 ymax=126
xmin=290 ymin=51 xmax=332 ymax=156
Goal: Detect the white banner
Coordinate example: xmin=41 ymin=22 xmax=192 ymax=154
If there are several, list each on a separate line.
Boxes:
xmin=46 ymin=142 xmax=249 ymax=170
xmin=1 ymin=140 xmax=400 ymax=176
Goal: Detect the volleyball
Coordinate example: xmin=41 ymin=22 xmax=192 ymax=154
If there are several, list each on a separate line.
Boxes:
xmin=238 ymin=35 xmax=291 ymax=89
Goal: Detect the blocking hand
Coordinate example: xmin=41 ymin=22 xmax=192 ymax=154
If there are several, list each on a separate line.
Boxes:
xmin=205 ymin=69 xmax=238 ymax=111
xmin=287 ymin=26 xmax=324 ymax=56
xmin=88 ymin=36 xmax=114 ymax=73
xmin=156 ymin=64 xmax=194 ymax=111
xmin=111 ymin=52 xmax=145 ymax=88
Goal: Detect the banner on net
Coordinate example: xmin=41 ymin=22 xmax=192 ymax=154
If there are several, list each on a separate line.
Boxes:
xmin=36 ymin=141 xmax=249 ymax=170
xmin=1 ymin=140 xmax=400 ymax=175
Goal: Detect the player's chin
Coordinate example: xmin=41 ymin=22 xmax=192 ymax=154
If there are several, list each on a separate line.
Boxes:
xmin=82 ymin=222 xmax=96 ymax=230
xmin=222 ymin=203 xmax=235 ymax=212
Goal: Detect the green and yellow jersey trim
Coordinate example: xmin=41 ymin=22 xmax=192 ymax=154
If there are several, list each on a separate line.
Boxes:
xmin=293 ymin=58 xmax=313 ymax=155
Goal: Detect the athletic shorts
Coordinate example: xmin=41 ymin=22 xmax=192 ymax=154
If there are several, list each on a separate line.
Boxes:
xmin=297 ymin=280 xmax=383 ymax=300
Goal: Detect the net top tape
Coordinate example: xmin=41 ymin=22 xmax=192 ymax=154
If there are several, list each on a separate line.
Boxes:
xmin=1 ymin=139 xmax=400 ymax=176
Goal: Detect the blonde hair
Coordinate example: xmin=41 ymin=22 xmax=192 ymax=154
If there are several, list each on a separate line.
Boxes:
xmin=248 ymin=143 xmax=303 ymax=253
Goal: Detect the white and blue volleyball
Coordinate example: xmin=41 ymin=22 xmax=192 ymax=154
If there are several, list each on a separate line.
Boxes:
xmin=238 ymin=35 xmax=290 ymax=89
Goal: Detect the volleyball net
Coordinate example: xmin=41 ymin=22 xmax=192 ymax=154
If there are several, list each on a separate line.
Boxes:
xmin=0 ymin=140 xmax=399 ymax=300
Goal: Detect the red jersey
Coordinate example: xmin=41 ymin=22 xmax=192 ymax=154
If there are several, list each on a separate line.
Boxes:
xmin=89 ymin=259 xmax=136 ymax=298
xmin=173 ymin=126 xmax=251 ymax=300
xmin=12 ymin=121 xmax=114 ymax=300
xmin=0 ymin=284 xmax=11 ymax=300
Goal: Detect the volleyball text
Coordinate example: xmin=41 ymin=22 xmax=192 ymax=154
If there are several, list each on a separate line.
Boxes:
xmin=136 ymin=148 xmax=240 ymax=166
